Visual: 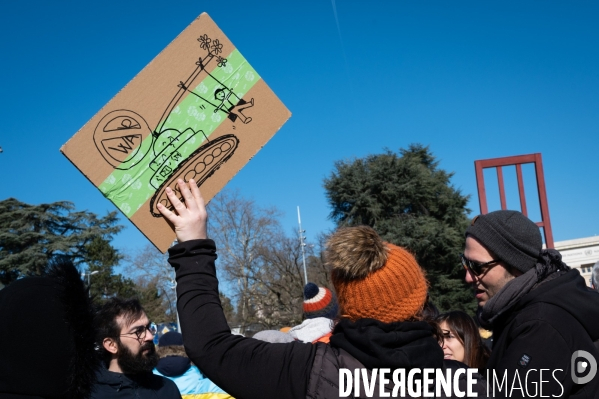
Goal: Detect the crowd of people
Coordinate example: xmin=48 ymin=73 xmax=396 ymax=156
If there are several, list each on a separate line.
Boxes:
xmin=2 ymin=177 xmax=599 ymax=398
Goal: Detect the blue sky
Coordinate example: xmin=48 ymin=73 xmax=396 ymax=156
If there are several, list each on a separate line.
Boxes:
xmin=1 ymin=1 xmax=598 ymax=259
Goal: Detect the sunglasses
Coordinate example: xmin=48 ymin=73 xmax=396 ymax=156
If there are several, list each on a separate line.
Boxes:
xmin=460 ymin=254 xmax=499 ymax=277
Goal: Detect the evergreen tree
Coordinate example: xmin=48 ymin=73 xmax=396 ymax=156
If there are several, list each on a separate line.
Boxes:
xmin=0 ymin=198 xmax=127 ymax=290
xmin=84 ymin=236 xmax=137 ymax=303
xmin=135 ymin=278 xmax=172 ymax=323
xmin=126 ymin=244 xmax=179 ymax=322
xmin=324 ymin=144 xmax=476 ymax=314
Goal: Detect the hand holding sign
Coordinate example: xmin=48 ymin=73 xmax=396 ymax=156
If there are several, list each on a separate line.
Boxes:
xmin=157 ymin=179 xmax=207 ymax=243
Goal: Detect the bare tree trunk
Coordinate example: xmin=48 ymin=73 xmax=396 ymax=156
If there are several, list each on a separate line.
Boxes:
xmin=207 ymin=189 xmax=333 ymax=331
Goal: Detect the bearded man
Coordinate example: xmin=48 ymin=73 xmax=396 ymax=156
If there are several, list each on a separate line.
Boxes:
xmin=91 ymin=297 xmax=181 ymax=399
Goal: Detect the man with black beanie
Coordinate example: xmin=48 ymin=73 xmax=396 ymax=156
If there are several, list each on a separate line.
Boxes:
xmin=463 ymin=210 xmax=599 ymax=398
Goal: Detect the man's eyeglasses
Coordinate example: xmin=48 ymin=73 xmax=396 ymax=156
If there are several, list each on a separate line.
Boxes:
xmin=460 ymin=254 xmax=499 ymax=277
xmin=120 ymin=322 xmax=157 ymax=341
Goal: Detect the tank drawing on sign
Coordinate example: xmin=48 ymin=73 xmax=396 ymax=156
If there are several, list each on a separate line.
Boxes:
xmin=148 ymin=134 xmax=238 ymax=217
xmin=93 ymin=32 xmax=256 ymax=217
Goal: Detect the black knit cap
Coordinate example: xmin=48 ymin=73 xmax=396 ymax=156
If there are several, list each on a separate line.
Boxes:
xmin=466 ymin=210 xmax=542 ymax=273
xmin=158 ymin=331 xmax=183 ymax=347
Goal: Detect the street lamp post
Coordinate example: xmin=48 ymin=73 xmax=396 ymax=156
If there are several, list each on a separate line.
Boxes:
xmin=81 ymin=270 xmax=99 ymax=297
xmin=297 ymin=206 xmax=308 ymax=285
xmin=170 ymin=240 xmax=182 ymax=334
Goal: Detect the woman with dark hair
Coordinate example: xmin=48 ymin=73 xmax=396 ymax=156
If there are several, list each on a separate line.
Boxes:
xmin=436 ymin=311 xmax=491 ymax=369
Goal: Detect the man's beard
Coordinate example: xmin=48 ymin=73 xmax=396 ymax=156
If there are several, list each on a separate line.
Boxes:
xmin=117 ymin=340 xmax=159 ymax=374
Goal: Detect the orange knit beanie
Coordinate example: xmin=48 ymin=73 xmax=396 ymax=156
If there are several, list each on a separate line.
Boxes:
xmin=326 ymin=226 xmax=428 ymax=324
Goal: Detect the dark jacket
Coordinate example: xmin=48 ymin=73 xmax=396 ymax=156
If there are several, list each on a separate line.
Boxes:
xmin=90 ymin=367 xmax=181 ymax=399
xmin=487 ymin=269 xmax=599 ymax=398
xmin=169 ymin=239 xmax=487 ymax=399
xmin=307 ymin=325 xmax=487 ymax=398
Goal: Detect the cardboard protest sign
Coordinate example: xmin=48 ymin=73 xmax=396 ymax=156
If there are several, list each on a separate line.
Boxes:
xmin=61 ymin=13 xmax=291 ymax=252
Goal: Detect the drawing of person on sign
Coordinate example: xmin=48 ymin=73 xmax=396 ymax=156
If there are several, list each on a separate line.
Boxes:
xmin=213 ymin=87 xmax=254 ymax=124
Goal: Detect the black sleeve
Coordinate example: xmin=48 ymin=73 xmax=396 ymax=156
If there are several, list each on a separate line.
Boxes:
xmin=169 ymin=239 xmax=317 ymax=399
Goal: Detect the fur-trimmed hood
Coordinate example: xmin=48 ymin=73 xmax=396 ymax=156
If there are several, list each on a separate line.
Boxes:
xmin=0 ymin=259 xmax=98 ymax=399
xmin=156 ymin=345 xmax=188 ymax=359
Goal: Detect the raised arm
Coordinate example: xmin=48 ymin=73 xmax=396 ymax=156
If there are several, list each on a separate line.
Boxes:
xmin=159 ymin=180 xmax=317 ymax=399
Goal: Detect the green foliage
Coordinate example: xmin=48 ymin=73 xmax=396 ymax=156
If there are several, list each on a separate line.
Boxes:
xmin=0 ymin=197 xmax=178 ymax=317
xmin=85 ymin=236 xmax=137 ymax=303
xmin=324 ymin=144 xmax=477 ymax=314
xmin=125 ymin=244 xmax=178 ymax=323
xmin=136 ymin=278 xmax=174 ymax=323
xmin=0 ymin=197 xmax=123 ymax=285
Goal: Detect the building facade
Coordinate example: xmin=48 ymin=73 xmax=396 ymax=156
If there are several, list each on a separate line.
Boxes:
xmin=553 ymin=236 xmax=599 ymax=287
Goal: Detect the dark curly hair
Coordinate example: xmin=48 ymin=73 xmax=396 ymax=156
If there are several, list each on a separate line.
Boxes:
xmin=94 ymin=297 xmax=145 ymax=366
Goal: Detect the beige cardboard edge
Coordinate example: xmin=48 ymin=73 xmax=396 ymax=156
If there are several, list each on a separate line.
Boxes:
xmin=59 ymin=13 xmax=209 ymax=156
xmin=60 ymin=12 xmax=292 ymax=253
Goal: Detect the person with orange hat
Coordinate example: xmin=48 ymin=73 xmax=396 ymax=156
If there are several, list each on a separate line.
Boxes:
xmin=159 ymin=179 xmax=485 ymax=399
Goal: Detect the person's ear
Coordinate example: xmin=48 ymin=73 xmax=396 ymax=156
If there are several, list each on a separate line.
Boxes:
xmin=103 ymin=337 xmax=118 ymax=355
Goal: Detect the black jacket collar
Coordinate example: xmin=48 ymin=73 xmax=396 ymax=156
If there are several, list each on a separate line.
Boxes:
xmin=330 ymin=318 xmax=444 ymax=370
xmin=95 ymin=367 xmax=157 ymax=389
xmin=494 ymin=269 xmax=599 ymax=340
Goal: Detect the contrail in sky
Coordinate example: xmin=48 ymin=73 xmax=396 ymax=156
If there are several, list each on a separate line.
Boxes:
xmin=330 ymin=0 xmax=358 ymax=110
xmin=331 ymin=0 xmax=343 ymax=40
